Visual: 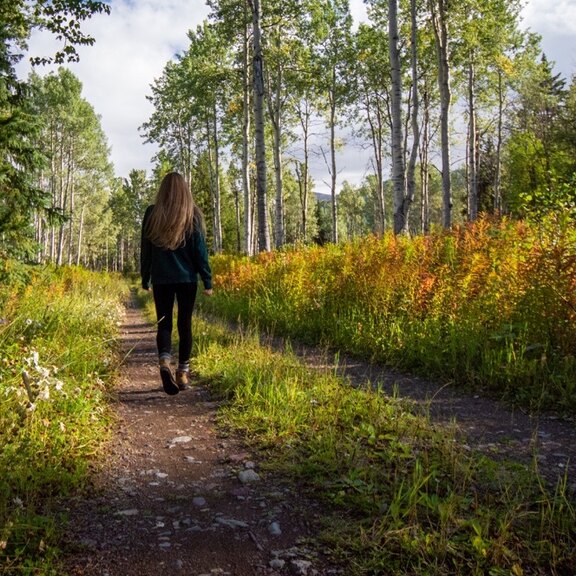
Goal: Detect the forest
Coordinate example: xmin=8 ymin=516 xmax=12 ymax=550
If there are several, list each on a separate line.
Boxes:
xmin=1 ymin=0 xmax=576 ymax=574
xmin=1 ymin=0 xmax=575 ymax=266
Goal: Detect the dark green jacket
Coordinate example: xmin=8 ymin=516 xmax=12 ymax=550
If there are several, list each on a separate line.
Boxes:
xmin=140 ymin=205 xmax=212 ymax=290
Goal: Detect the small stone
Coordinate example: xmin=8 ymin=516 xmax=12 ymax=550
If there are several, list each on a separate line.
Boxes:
xmin=116 ymin=509 xmax=139 ymax=516
xmin=290 ymin=559 xmax=312 ymax=575
xmin=244 ymin=461 xmax=256 ymax=469
xmin=269 ymin=558 xmax=285 ymax=569
xmin=170 ymin=436 xmax=192 ymax=444
xmin=238 ymin=469 xmax=260 ymax=483
xmin=193 ymin=496 xmax=207 ymax=507
xmin=215 ymin=517 xmax=249 ymax=529
xmin=268 ymin=521 xmax=282 ymax=536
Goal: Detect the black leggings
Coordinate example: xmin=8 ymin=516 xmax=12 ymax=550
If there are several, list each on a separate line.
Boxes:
xmin=152 ymin=283 xmax=198 ymax=363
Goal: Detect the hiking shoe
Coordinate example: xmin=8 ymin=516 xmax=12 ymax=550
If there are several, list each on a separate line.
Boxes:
xmin=176 ymin=370 xmax=190 ymax=391
xmin=159 ymin=359 xmax=179 ymax=396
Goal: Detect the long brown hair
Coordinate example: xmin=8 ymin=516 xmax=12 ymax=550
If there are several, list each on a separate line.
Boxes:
xmin=145 ymin=172 xmax=204 ymax=250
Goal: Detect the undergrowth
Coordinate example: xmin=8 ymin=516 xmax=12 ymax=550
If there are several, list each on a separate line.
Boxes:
xmin=0 ymin=263 xmax=128 ymax=574
xmin=204 ymin=216 xmax=576 ymax=413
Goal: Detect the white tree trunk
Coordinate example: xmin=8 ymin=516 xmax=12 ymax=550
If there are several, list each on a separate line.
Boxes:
xmin=242 ymin=0 xmax=253 ymax=255
xmin=389 ymin=0 xmax=406 ymax=235
xmin=430 ymin=0 xmax=452 ymax=228
xmin=249 ymin=0 xmax=270 ymax=252
xmin=467 ymin=60 xmax=478 ymax=221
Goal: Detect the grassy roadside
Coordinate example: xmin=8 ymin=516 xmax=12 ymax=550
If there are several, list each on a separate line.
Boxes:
xmin=3 ymin=265 xmax=571 ymax=575
xmin=0 ymin=264 xmax=128 ymax=575
xmin=181 ymin=309 xmax=575 ymax=576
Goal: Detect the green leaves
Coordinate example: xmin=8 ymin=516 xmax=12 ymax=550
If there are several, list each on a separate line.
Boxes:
xmin=30 ymin=0 xmax=111 ymax=65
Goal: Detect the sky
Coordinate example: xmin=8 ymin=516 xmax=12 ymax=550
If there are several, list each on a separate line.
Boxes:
xmin=15 ymin=0 xmax=576 ymax=192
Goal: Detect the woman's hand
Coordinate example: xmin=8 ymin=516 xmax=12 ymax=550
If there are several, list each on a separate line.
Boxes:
xmin=204 ymin=289 xmax=214 ymax=297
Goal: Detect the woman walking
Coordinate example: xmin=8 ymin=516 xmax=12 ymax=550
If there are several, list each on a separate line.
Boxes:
xmin=140 ymin=172 xmax=213 ymax=395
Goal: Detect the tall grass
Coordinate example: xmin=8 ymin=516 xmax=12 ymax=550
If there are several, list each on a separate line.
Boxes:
xmin=204 ymin=217 xmax=576 ymax=412
xmin=190 ymin=314 xmax=576 ymax=576
xmin=0 ymin=263 xmax=128 ymax=574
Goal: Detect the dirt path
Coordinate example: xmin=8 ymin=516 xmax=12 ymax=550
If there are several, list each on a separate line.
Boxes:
xmin=61 ymin=301 xmax=576 ymax=575
xmin=280 ymin=340 xmax=576 ymax=491
xmin=61 ymin=303 xmax=337 ymax=576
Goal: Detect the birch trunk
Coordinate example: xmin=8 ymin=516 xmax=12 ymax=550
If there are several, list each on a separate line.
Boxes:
xmin=249 ymin=0 xmax=270 ymax=252
xmin=205 ymin=116 xmax=222 ymax=254
xmin=267 ymin=30 xmax=284 ymax=249
xmin=242 ymin=0 xmax=253 ymax=255
xmin=75 ymin=204 xmax=85 ymax=266
xmin=403 ymin=0 xmax=421 ymax=234
xmin=494 ymin=69 xmax=503 ymax=216
xmin=212 ymin=110 xmax=223 ymax=253
xmin=389 ymin=0 xmax=406 ymax=235
xmin=329 ymin=68 xmax=338 ymax=244
xmin=296 ymin=99 xmax=311 ymax=241
xmin=467 ymin=60 xmax=478 ymax=221
xmin=430 ymin=0 xmax=452 ymax=228
xmin=420 ymin=89 xmax=431 ymax=234
xmin=365 ymin=98 xmax=386 ymax=234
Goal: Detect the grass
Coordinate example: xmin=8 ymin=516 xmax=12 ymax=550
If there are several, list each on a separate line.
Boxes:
xmin=2 ymin=257 xmax=573 ymax=574
xmin=183 ymin=310 xmax=576 ymax=575
xmin=0 ymin=264 xmax=128 ymax=574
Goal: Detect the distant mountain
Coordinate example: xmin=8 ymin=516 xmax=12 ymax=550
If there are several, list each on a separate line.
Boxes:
xmin=315 ymin=192 xmax=332 ymax=203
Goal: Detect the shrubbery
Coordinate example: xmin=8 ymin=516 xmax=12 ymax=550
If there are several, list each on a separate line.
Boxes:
xmin=205 ymin=216 xmax=576 ymax=412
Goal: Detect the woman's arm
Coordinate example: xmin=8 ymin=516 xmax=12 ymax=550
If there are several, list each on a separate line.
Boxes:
xmin=140 ymin=205 xmax=154 ymax=289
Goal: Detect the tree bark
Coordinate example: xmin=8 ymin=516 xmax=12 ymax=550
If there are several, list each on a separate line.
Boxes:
xmin=211 ymin=110 xmax=223 ymax=253
xmin=403 ymin=0 xmax=420 ymax=234
xmin=430 ymin=0 xmax=452 ymax=228
xmin=420 ymin=89 xmax=431 ymax=234
xmin=329 ymin=67 xmax=338 ymax=244
xmin=494 ymin=68 xmax=503 ymax=216
xmin=249 ymin=0 xmax=270 ymax=252
xmin=242 ymin=0 xmax=253 ymax=255
xmin=267 ymin=28 xmax=284 ymax=249
xmin=389 ymin=0 xmax=406 ymax=235
xmin=467 ymin=60 xmax=478 ymax=221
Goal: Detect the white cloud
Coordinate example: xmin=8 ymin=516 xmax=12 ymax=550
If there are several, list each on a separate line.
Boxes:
xmin=522 ymin=0 xmax=576 ymax=35
xmin=520 ymin=0 xmax=576 ymax=77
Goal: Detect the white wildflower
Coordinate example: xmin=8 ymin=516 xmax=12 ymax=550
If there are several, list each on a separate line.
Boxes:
xmin=13 ymin=497 xmax=24 ymax=509
xmin=37 ymin=386 xmax=50 ymax=401
xmin=37 ymin=365 xmax=50 ymax=378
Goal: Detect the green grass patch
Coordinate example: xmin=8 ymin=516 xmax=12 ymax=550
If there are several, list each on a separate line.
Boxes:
xmin=190 ymin=312 xmax=576 ymax=575
xmin=0 ymin=264 xmax=129 ymax=574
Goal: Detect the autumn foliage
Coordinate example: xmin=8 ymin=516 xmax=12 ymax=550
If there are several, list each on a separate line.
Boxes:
xmin=207 ymin=217 xmax=576 ymax=411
